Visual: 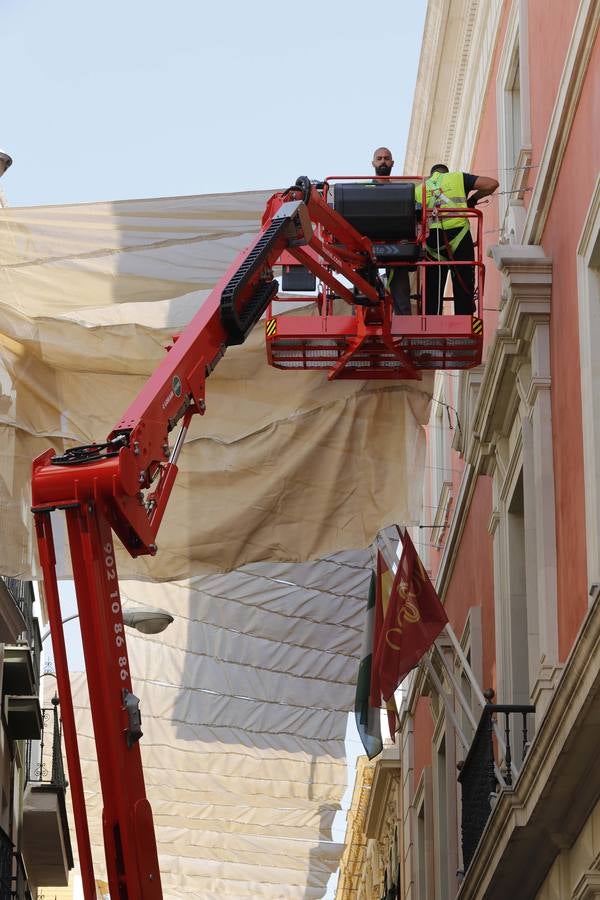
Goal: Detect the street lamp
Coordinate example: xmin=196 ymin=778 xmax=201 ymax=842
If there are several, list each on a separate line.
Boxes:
xmin=41 ymin=605 xmax=174 ymax=643
xmin=0 ymin=149 xmax=12 ymax=179
xmin=120 ymin=606 xmax=174 ymax=635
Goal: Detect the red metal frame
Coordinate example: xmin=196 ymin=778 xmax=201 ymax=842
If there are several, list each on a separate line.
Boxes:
xmin=31 ymin=177 xmax=486 ymax=898
xmin=267 ymin=176 xmax=484 ymax=380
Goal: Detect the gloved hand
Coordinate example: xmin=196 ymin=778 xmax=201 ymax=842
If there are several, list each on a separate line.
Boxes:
xmin=467 ymin=196 xmax=478 ymax=208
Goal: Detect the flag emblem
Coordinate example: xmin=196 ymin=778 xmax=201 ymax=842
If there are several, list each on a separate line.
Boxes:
xmin=372 ymin=529 xmax=448 ymax=703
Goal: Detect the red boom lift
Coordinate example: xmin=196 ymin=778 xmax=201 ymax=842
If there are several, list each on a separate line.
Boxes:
xmin=31 ymin=176 xmax=484 ymax=898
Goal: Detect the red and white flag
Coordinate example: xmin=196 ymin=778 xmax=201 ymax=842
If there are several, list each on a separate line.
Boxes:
xmin=372 ymin=529 xmax=448 ymax=704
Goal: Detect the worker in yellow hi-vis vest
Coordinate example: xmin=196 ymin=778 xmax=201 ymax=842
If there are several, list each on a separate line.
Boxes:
xmin=415 ymin=163 xmax=498 ymax=315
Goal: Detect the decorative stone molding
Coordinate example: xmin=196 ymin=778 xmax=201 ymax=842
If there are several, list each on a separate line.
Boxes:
xmin=431 ymin=480 xmax=452 ymax=547
xmin=405 ymin=0 xmax=502 ymax=174
xmin=452 ymin=366 xmax=484 ymax=459
xmin=572 ymin=870 xmax=600 ymax=900
xmin=360 ymin=754 xmax=402 ymax=900
xmin=530 ymin=660 xmax=564 ymax=720
xmin=336 ymin=758 xmax=376 ymax=900
xmin=364 ymin=753 xmax=402 ymax=842
xmin=471 ymin=244 xmax=558 ymax=714
xmin=469 ymin=245 xmax=552 ymax=475
xmin=434 ymin=462 xmax=477 ymax=601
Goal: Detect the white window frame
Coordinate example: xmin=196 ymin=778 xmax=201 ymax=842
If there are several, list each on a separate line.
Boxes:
xmin=577 ymin=177 xmax=600 ymax=593
xmin=413 ymin=768 xmax=433 ymax=900
xmin=496 ymin=0 xmax=532 ymax=242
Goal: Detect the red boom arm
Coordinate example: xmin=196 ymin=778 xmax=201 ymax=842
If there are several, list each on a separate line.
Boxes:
xmin=31 ymin=182 xmax=386 ymax=899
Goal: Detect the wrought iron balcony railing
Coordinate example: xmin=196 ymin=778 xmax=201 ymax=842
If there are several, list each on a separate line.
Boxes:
xmin=12 ymin=854 xmax=32 ymax=900
xmin=1 ymin=579 xmax=40 ymax=693
xmin=2 ymin=579 xmax=34 ymax=638
xmin=457 ymin=703 xmax=535 ymax=871
xmin=25 ymin=696 xmax=67 ymax=790
xmin=0 ymin=824 xmax=32 ymax=900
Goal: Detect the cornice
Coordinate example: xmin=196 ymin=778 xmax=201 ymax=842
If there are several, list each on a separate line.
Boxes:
xmin=405 ymin=0 xmax=449 ymax=173
xmin=442 ymin=1 xmax=479 ymax=164
xmin=405 ymin=0 xmax=502 ymax=173
xmin=454 ymin=0 xmax=503 ymax=168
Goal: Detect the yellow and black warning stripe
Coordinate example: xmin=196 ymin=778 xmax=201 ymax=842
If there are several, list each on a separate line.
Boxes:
xmin=266 ymin=318 xmax=277 ymax=338
xmin=471 ymin=316 xmax=483 ymax=335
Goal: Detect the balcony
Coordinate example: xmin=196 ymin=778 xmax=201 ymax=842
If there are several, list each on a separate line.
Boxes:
xmin=4 ymin=697 xmax=42 ymax=742
xmin=457 ymin=702 xmax=535 ymax=871
xmin=1 ymin=579 xmax=35 ymax=640
xmin=22 ymin=698 xmax=73 ymax=889
xmin=0 ymin=581 xmax=26 ymax=646
xmin=0 ymin=822 xmax=33 ymax=900
xmin=1 ymin=578 xmax=43 ymax=744
xmin=1 ymin=578 xmax=41 ymax=698
xmin=2 ymin=646 xmax=36 ymax=698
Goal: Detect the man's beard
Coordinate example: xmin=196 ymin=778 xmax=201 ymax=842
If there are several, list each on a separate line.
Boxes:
xmin=375 ymin=164 xmax=392 ymax=176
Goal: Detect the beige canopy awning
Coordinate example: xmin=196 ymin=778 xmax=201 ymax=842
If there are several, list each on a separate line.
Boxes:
xmin=65 ymin=552 xmax=375 ymax=898
xmin=0 ymin=192 xmax=431 ymax=581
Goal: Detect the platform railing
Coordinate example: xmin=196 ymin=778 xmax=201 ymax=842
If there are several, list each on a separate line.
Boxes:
xmin=320 ymin=175 xmax=485 ymax=320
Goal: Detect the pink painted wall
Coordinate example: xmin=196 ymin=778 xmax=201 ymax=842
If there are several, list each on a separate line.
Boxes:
xmin=411 ymin=0 xmax=599 ymax=796
xmin=433 ymin=2 xmax=507 ymax=700
xmin=528 ymin=0 xmax=580 ymax=171
xmin=537 ymin=29 xmax=600 ymax=656
xmin=444 ymin=478 xmax=496 ymax=695
xmin=412 ymin=695 xmax=434 ymax=790
xmin=465 ymin=2 xmax=599 ymax=659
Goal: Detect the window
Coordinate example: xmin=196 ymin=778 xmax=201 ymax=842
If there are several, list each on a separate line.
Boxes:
xmin=507 ymin=472 xmax=531 ymax=706
xmin=505 ymin=47 xmax=521 ymax=175
xmin=431 ymin=381 xmax=453 ymax=547
xmin=496 ymin=0 xmax=532 ymax=242
xmin=577 ymin=179 xmax=600 ymax=590
xmin=480 ymin=246 xmax=558 ymax=721
xmin=414 ymin=770 xmax=433 ymax=900
xmin=417 ymin=798 xmax=426 ymax=899
xmin=434 ymin=732 xmax=452 ymax=899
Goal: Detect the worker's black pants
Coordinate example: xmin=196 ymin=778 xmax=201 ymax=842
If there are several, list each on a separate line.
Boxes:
xmin=425 ymin=229 xmax=476 ymax=315
xmin=387 ymin=267 xmax=411 ymax=315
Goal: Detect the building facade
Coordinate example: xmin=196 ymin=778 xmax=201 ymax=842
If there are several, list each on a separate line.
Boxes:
xmin=339 ymin=1 xmax=600 ymax=898
xmin=337 ymin=753 xmax=402 ymax=900
xmin=0 ymin=577 xmax=72 ymax=898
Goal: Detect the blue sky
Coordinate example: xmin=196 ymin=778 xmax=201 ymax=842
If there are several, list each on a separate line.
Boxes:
xmin=2 ymin=0 xmax=426 ymax=207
